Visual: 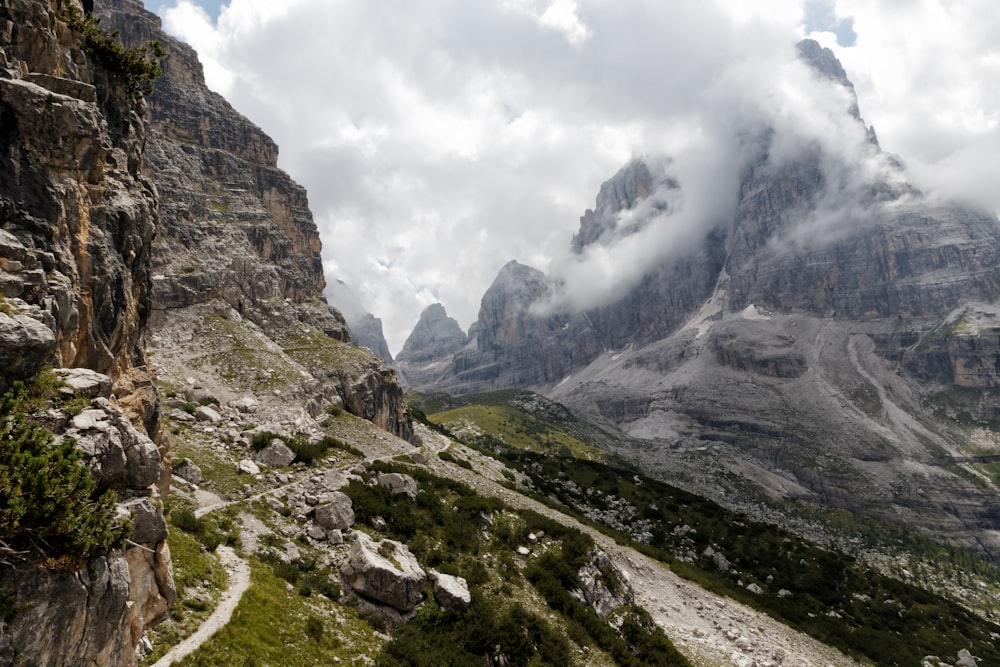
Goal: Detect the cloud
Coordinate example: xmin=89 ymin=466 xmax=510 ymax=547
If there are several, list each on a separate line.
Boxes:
xmin=156 ymin=0 xmax=1000 ymax=354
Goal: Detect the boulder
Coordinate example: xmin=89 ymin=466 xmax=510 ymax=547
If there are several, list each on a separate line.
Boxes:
xmin=194 ymin=405 xmax=222 ymax=423
xmin=230 ymin=396 xmax=259 ymax=413
xmin=0 ymin=310 xmax=57 ymax=389
xmin=173 ymin=458 xmax=204 ymax=486
xmin=237 ymin=459 xmax=261 ymax=476
xmin=255 ymin=439 xmax=296 ymax=467
xmin=957 ymin=649 xmax=979 ymax=667
xmin=377 ymin=472 xmax=418 ymax=499
xmin=431 ymin=571 xmax=471 ymax=612
xmin=341 ymin=533 xmax=426 ymax=612
xmin=314 ymin=492 xmax=355 ymax=531
xmin=572 ymin=550 xmax=634 ymax=618
xmin=54 ymin=368 xmax=112 ymax=399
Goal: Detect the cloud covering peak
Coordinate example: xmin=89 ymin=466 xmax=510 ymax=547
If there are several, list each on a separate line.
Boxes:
xmin=158 ymin=0 xmax=1000 ymax=353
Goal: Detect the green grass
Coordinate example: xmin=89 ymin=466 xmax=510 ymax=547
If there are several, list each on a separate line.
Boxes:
xmin=430 ymin=404 xmax=613 ymax=462
xmin=142 ymin=524 xmax=229 ymax=663
xmin=171 ymin=559 xmax=385 ymax=666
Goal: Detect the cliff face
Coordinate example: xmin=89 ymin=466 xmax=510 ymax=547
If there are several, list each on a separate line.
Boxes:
xmin=400 ymin=41 xmax=1000 ymax=558
xmin=0 ymin=1 xmax=173 ymax=664
xmin=98 ymin=0 xmax=412 ymax=441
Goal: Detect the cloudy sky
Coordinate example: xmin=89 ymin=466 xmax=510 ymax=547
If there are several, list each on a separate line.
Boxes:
xmin=151 ymin=0 xmax=1000 ymax=355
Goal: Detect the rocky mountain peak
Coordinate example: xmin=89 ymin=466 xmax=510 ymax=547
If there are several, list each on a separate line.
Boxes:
xmin=396 ymin=303 xmax=466 ymax=365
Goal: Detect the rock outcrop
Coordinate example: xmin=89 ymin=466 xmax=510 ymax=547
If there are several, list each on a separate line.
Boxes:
xmin=340 ymin=533 xmax=426 ymax=613
xmin=98 ymin=0 xmax=413 ymax=442
xmin=0 ymin=1 xmax=173 ymax=664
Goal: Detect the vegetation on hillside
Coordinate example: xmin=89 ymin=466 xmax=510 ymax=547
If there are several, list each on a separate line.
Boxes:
xmin=423 ymin=391 xmax=1000 ymax=666
xmin=0 ymin=376 xmax=129 ymax=569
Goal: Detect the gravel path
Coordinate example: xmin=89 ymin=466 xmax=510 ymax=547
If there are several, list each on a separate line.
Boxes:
xmin=150 ymin=546 xmax=251 ymax=667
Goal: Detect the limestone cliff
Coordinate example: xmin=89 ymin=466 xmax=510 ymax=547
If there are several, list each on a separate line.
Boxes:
xmin=400 ymin=40 xmax=1000 ymax=559
xmin=98 ymin=0 xmax=413 ymax=442
xmin=0 ymin=1 xmax=173 ymax=664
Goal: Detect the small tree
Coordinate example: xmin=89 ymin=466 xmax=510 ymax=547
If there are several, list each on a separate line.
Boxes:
xmin=0 ymin=382 xmax=129 ymax=569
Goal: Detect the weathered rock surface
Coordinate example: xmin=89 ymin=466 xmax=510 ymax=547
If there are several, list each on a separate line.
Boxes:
xmin=254 ymin=438 xmax=296 ymax=467
xmin=399 ymin=40 xmax=1000 ymax=558
xmin=97 ymin=0 xmax=413 ymax=443
xmin=397 ymin=303 xmax=467 ymax=365
xmin=572 ymin=550 xmax=635 ymax=618
xmin=340 ymin=533 xmax=426 ymax=612
xmin=314 ymin=492 xmax=355 ymax=531
xmin=0 ymin=2 xmax=173 ymax=664
xmin=376 ymin=472 xmax=417 ymax=499
xmin=430 ymin=571 xmax=471 ymax=612
xmin=172 ymin=457 xmax=204 ymax=486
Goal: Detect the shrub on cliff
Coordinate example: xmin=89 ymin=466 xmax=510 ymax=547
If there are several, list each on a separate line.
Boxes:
xmin=0 ymin=381 xmax=129 ymax=569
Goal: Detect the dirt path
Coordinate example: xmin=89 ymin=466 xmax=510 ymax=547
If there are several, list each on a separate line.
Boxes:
xmin=151 ymin=546 xmax=250 ymax=667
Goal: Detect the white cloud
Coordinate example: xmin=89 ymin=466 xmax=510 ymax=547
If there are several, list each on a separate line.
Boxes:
xmin=156 ymin=0 xmax=1000 ymax=354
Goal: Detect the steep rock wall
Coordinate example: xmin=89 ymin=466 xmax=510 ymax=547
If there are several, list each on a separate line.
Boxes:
xmin=0 ymin=1 xmax=173 ymax=665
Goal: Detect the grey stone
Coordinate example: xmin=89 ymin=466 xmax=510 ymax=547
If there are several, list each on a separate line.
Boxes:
xmin=173 ymin=458 xmax=204 ymax=486
xmin=314 ymin=492 xmax=355 ymax=531
xmin=340 ymin=533 xmax=426 ymax=612
xmin=194 ymin=405 xmax=222 ymax=423
xmin=255 ymin=439 xmax=295 ymax=467
xmin=431 ymin=572 xmax=471 ymax=612
xmin=237 ymin=459 xmax=261 ymax=476
xmin=377 ymin=472 xmax=418 ymax=499
xmin=0 ymin=311 xmax=56 ymax=388
xmin=122 ymin=497 xmax=168 ymax=545
xmin=54 ymin=368 xmax=112 ymax=399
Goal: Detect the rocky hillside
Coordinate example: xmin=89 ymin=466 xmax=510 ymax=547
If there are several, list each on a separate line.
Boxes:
xmin=96 ymin=0 xmax=412 ymax=442
xmin=397 ymin=41 xmax=1000 ymax=561
xmin=0 ymin=1 xmax=172 ymax=664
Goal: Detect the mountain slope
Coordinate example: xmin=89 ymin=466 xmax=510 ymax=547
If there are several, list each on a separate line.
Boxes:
xmin=398 ymin=41 xmax=1000 ymax=561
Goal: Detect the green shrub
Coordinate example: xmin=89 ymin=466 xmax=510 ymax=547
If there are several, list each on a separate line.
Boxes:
xmin=0 ymin=381 xmax=129 ymax=567
xmin=59 ymin=6 xmax=164 ymax=95
xmin=250 ymin=431 xmax=282 ymax=452
xmin=304 ymin=616 xmax=324 ymax=642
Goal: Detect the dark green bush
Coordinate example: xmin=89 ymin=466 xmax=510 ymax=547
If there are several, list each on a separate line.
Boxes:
xmin=0 ymin=381 xmax=129 ymax=568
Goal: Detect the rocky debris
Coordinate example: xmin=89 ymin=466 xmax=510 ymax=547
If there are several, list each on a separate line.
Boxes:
xmin=173 ymin=458 xmax=204 ymax=486
xmin=314 ymin=492 xmax=355 ymax=531
xmin=746 ymin=582 xmax=763 ymax=595
xmin=340 ymin=533 xmax=426 ymax=613
xmin=254 ymin=439 xmax=296 ymax=467
xmin=230 ymin=396 xmax=259 ymax=413
xmin=957 ymin=649 xmax=979 ymax=667
xmin=572 ymin=550 xmax=635 ymax=618
xmin=430 ymin=571 xmax=471 ymax=612
xmin=377 ymin=472 xmax=418 ymax=499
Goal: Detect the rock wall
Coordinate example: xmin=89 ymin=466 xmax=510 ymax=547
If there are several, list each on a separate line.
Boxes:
xmin=98 ymin=0 xmax=413 ymax=442
xmin=0 ymin=1 xmax=173 ymax=664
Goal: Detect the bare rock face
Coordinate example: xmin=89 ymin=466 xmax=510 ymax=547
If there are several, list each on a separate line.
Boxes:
xmin=0 ymin=2 xmax=173 ymax=664
xmin=572 ymin=550 xmax=635 ymax=618
xmin=397 ymin=303 xmax=467 ymax=365
xmin=341 ymin=533 xmax=426 ymax=613
xmin=99 ymin=0 xmax=414 ymax=443
xmin=430 ymin=571 xmax=471 ymax=612
xmin=398 ymin=40 xmax=1000 ymax=558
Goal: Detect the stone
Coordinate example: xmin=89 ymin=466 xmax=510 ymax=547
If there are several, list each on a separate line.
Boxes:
xmin=314 ymin=492 xmax=355 ymax=531
xmin=431 ymin=572 xmax=471 ymax=612
xmin=340 ymin=533 xmax=426 ymax=612
xmin=173 ymin=458 xmax=204 ymax=486
xmin=0 ymin=311 xmax=57 ymax=389
xmin=54 ymin=368 xmax=112 ymax=399
xmin=746 ymin=582 xmax=763 ymax=595
xmin=237 ymin=459 xmax=261 ymax=476
xmin=307 ymin=524 xmax=327 ymax=540
xmin=255 ymin=439 xmax=296 ymax=467
xmin=377 ymin=472 xmax=418 ymax=499
xmin=194 ymin=405 xmax=222 ymax=423
xmin=956 ymin=649 xmax=978 ymax=667
xmin=121 ymin=497 xmax=168 ymax=545
xmin=231 ymin=396 xmax=260 ymax=413
xmin=572 ymin=550 xmax=634 ymax=618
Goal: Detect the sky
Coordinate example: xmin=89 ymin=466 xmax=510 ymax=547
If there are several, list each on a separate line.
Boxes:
xmin=151 ymin=0 xmax=1000 ymax=355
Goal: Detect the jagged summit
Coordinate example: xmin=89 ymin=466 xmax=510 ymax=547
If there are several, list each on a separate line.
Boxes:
xmin=399 ymin=37 xmax=1000 ymax=558
xmin=396 ymin=303 xmax=466 ymax=365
